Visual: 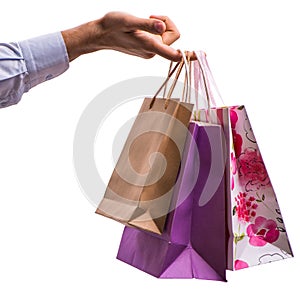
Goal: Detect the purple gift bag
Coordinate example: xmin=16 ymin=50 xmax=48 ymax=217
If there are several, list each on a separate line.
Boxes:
xmin=117 ymin=121 xmax=228 ymax=281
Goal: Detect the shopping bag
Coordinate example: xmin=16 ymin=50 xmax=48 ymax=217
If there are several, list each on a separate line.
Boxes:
xmin=116 ymin=51 xmax=293 ymax=280
xmin=96 ymin=61 xmax=194 ymax=234
xmin=117 ymin=120 xmax=228 ymax=281
xmin=193 ymin=50 xmax=293 ymax=270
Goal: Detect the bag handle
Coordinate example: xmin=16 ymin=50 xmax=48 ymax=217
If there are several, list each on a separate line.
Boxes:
xmin=150 ymin=61 xmax=181 ymax=109
xmin=178 ymin=49 xmax=192 ymax=104
xmin=162 ymin=61 xmax=174 ymax=98
xmin=164 ymin=51 xmax=191 ymax=108
xmin=150 ymin=50 xmax=192 ymax=109
xmin=194 ymin=54 xmax=212 ymax=121
xmin=162 ymin=52 xmax=191 ymax=103
xmin=194 ymin=51 xmax=224 ymax=109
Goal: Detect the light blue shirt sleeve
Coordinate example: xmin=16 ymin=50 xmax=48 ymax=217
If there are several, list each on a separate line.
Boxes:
xmin=0 ymin=32 xmax=69 ymax=108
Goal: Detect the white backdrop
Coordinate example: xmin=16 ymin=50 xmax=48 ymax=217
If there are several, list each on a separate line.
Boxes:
xmin=1 ymin=0 xmax=299 ymax=295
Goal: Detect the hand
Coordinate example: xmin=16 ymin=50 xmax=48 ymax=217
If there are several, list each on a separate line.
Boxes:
xmin=62 ymin=11 xmax=182 ymax=62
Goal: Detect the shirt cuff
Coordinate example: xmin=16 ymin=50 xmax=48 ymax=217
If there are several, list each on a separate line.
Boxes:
xmin=18 ymin=32 xmax=69 ymax=91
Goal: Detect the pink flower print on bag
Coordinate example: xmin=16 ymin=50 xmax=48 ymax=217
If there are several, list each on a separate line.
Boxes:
xmin=232 ymin=130 xmax=243 ymax=157
xmin=234 ymin=192 xmax=258 ymax=223
xmin=246 ymin=216 xmax=280 ymax=247
xmin=230 ymin=109 xmax=238 ymax=128
xmin=234 ymin=260 xmax=249 ymax=270
xmin=238 ymin=148 xmax=270 ymax=192
xmin=231 ymin=152 xmax=237 ymax=190
xmin=230 ymin=109 xmax=243 ymax=156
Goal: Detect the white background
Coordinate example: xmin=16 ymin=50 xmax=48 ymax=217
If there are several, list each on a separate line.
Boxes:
xmin=1 ymin=0 xmax=299 ymax=295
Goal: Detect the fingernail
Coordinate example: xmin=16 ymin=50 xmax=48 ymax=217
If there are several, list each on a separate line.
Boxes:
xmin=154 ymin=21 xmax=164 ymax=33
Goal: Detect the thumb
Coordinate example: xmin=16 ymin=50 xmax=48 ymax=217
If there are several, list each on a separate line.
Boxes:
xmin=129 ymin=16 xmax=166 ymax=34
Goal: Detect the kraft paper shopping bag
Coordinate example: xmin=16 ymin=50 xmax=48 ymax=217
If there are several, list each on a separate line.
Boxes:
xmin=96 ymin=60 xmax=193 ymax=234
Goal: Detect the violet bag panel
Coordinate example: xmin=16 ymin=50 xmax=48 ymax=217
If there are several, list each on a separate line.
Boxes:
xmin=164 ymin=122 xmax=199 ymax=245
xmin=117 ymin=122 xmax=227 ymax=281
xmin=189 ymin=123 xmax=227 ymax=281
xmin=117 ymin=226 xmax=187 ymax=278
xmin=116 ymin=123 xmax=199 ymax=279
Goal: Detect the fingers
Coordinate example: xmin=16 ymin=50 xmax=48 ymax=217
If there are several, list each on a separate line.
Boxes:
xmin=150 ymin=15 xmax=180 ymax=45
xmin=126 ymin=14 xmax=182 ymax=61
xmin=125 ymin=14 xmax=167 ymax=34
xmin=150 ymin=46 xmax=198 ymax=62
xmin=126 ymin=14 xmax=180 ymax=44
xmin=148 ymin=15 xmax=181 ymax=61
xmin=101 ymin=12 xmax=184 ymax=61
xmin=151 ymin=43 xmax=182 ymax=61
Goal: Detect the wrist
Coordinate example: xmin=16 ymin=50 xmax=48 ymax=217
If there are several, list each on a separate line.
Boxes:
xmin=61 ymin=19 xmax=103 ymax=62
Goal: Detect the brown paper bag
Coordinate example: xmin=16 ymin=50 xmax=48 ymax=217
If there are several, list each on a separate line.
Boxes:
xmin=96 ymin=61 xmax=194 ymax=234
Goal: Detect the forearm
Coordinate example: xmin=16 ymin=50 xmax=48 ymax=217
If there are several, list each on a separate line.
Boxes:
xmin=0 ymin=12 xmax=182 ymax=109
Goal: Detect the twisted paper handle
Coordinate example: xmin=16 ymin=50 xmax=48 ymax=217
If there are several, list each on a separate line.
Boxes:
xmin=151 ymin=50 xmax=193 ymax=109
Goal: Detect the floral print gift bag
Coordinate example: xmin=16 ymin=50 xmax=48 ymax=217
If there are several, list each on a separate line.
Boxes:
xmin=193 ymin=51 xmax=293 ymax=271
